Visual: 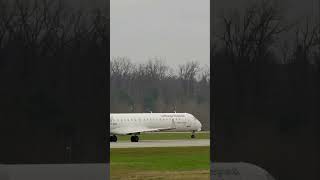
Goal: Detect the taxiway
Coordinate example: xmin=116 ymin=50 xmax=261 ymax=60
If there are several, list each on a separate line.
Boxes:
xmin=110 ymin=139 xmax=210 ymax=148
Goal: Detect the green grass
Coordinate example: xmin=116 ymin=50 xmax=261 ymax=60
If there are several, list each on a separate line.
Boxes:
xmin=111 ymin=134 xmax=210 ymax=179
xmin=116 ymin=132 xmax=210 ymax=141
xmin=110 ymin=146 xmax=210 ymax=172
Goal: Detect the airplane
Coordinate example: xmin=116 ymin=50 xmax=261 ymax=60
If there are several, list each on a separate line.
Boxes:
xmin=110 ymin=113 xmax=202 ymax=142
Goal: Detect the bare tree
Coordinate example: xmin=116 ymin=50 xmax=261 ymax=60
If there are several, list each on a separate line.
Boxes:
xmin=293 ymin=17 xmax=320 ymax=64
xmin=217 ymin=0 xmax=289 ymax=63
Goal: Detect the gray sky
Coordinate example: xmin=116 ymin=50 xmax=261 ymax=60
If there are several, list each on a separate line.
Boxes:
xmin=111 ymin=0 xmax=210 ymax=67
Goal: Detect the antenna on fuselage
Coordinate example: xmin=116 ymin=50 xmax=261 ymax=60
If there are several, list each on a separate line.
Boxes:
xmin=173 ymin=104 xmax=177 ymax=113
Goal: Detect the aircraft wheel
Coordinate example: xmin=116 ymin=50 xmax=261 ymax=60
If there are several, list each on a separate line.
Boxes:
xmin=110 ymin=135 xmax=117 ymax=142
xmin=191 ymin=134 xmax=195 ymax=139
xmin=113 ymin=135 xmax=118 ymax=142
xmin=131 ymin=135 xmax=139 ymax=142
xmin=135 ymin=136 xmax=139 ymax=142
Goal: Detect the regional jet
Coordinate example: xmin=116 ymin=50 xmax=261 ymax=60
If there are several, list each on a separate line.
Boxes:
xmin=110 ymin=113 xmax=202 ymax=142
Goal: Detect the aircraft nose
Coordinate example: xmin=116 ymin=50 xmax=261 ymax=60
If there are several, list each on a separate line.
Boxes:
xmin=196 ymin=120 xmax=202 ymax=131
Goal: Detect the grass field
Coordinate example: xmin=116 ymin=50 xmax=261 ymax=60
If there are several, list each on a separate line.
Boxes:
xmin=116 ymin=132 xmax=210 ymax=141
xmin=110 ymin=146 xmax=210 ymax=180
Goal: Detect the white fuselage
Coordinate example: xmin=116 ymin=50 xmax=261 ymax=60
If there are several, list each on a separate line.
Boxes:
xmin=110 ymin=113 xmax=202 ymax=135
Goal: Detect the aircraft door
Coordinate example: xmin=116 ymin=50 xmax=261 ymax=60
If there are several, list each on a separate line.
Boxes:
xmin=185 ymin=116 xmax=192 ymax=129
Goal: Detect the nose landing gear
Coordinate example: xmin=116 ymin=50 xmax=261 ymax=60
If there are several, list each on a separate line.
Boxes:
xmin=191 ymin=130 xmax=196 ymax=139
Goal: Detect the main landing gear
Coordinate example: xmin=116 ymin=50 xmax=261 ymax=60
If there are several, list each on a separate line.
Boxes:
xmin=131 ymin=135 xmax=139 ymax=142
xmin=110 ymin=135 xmax=117 ymax=142
xmin=191 ymin=130 xmax=196 ymax=139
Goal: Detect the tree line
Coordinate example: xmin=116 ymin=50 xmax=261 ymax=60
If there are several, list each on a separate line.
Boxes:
xmin=110 ymin=57 xmax=210 ymax=130
xmin=213 ymin=1 xmax=320 ymax=179
xmin=0 ymin=0 xmax=108 ymax=163
xmin=214 ymin=0 xmax=320 ymax=64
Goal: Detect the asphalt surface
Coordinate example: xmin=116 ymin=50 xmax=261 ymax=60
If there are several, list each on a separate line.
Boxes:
xmin=110 ymin=139 xmax=210 ymax=148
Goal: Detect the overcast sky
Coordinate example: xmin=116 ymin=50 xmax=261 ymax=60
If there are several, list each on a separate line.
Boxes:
xmin=111 ymin=0 xmax=210 ymax=67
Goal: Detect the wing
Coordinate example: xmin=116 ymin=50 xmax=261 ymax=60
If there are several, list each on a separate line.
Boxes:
xmin=111 ymin=126 xmax=176 ymax=135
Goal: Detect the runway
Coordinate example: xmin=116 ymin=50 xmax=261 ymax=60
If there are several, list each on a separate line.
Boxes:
xmin=110 ymin=139 xmax=209 ymax=148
